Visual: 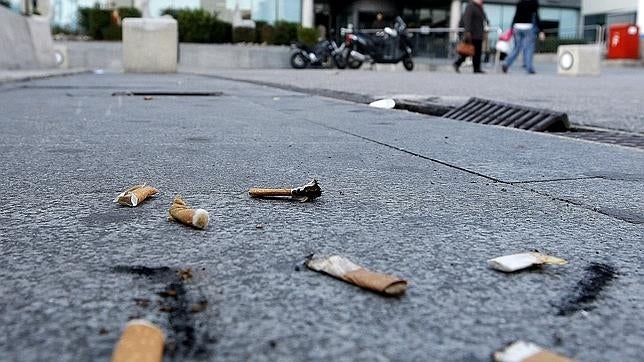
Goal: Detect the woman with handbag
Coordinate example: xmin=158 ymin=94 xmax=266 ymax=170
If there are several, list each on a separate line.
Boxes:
xmin=453 ymin=0 xmax=488 ymax=74
xmin=501 ymin=0 xmax=546 ymax=74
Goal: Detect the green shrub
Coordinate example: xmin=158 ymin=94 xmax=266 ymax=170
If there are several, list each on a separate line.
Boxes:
xmin=179 ymin=9 xmax=212 ymax=42
xmin=117 ymin=7 xmax=141 ymax=19
xmin=233 ymin=26 xmax=255 ymax=43
xmin=102 ymin=24 xmax=122 ymax=40
xmin=78 ymin=7 xmax=91 ymax=33
xmin=273 ymin=21 xmax=298 ymax=45
xmin=254 ymin=21 xmax=268 ymax=43
xmin=77 ymin=6 xmax=139 ymax=40
xmin=538 ymin=37 xmax=590 ymax=53
xmin=259 ymin=23 xmax=275 ymax=44
xmin=87 ymin=8 xmax=111 ymax=40
xmin=297 ymin=26 xmax=318 ymax=46
xmin=160 ymin=8 xmax=180 ymax=19
xmin=211 ymin=19 xmax=232 ymax=43
xmin=0 ymin=0 xmax=11 ymax=8
xmin=162 ymin=8 xmax=232 ymax=43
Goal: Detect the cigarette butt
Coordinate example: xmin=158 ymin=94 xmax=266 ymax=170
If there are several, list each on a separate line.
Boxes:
xmin=111 ymin=319 xmax=165 ymax=362
xmin=248 ymin=188 xmax=292 ymax=198
xmin=488 ymin=252 xmax=567 ymax=273
xmin=168 ymin=196 xmax=209 ymax=229
xmin=114 ymin=185 xmax=158 ymax=207
xmin=306 ymin=255 xmax=407 ymax=296
xmin=248 ymin=179 xmax=322 ymax=202
xmin=493 ymin=341 xmax=573 ymax=362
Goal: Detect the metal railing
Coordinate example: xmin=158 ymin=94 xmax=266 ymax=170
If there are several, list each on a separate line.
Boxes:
xmin=341 ymin=24 xmax=606 ymax=60
xmin=538 ymin=24 xmax=605 ymax=53
xmin=341 ymin=26 xmax=501 ymax=61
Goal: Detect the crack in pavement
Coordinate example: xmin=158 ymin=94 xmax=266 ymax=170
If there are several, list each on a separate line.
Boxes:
xmin=306 ymin=120 xmax=642 ymax=224
xmin=509 ymin=176 xmax=604 ymax=184
xmin=221 ymin=73 xmax=643 ymax=225
xmin=192 ymin=72 xmax=644 ymax=150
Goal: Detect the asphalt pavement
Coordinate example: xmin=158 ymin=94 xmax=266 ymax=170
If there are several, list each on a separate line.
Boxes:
xmin=190 ymin=67 xmax=644 ymax=134
xmin=0 ymin=72 xmax=642 ymax=362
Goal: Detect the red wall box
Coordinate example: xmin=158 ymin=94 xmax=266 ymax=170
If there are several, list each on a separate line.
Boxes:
xmin=607 ymin=24 xmax=640 ymax=59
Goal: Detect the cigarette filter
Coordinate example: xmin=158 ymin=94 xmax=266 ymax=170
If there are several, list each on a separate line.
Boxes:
xmin=493 ymin=340 xmax=573 ymax=362
xmin=168 ymin=196 xmax=209 ymax=229
xmin=114 ymin=185 xmax=158 ymax=207
xmin=111 ymin=319 xmax=165 ymax=362
xmin=249 ymin=179 xmax=322 ymax=202
xmin=488 ymin=252 xmax=567 ymax=273
xmin=306 ymin=255 xmax=407 ymax=296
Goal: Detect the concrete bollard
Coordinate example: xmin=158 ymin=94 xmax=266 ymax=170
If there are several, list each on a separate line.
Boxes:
xmin=557 ymin=44 xmax=601 ymax=76
xmin=122 ymin=18 xmax=178 ymax=73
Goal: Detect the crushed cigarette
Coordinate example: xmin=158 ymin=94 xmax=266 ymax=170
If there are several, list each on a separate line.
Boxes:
xmin=111 ymin=319 xmax=165 ymax=362
xmin=488 ymin=252 xmax=567 ymax=273
xmin=114 ymin=184 xmax=159 ymax=207
xmin=306 ymin=255 xmax=407 ymax=296
xmin=168 ymin=196 xmax=209 ymax=229
xmin=143 ymin=96 xmax=153 ymax=100
xmin=248 ymin=179 xmax=322 ymax=202
xmin=493 ymin=340 xmax=573 ymax=362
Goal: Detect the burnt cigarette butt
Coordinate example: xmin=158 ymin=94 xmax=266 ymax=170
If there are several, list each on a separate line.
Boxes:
xmin=114 ymin=185 xmax=159 ymax=207
xmin=248 ymin=179 xmax=322 ymax=202
xmin=168 ymin=196 xmax=209 ymax=229
xmin=306 ymin=255 xmax=407 ymax=296
xmin=488 ymin=252 xmax=567 ymax=273
xmin=111 ymin=319 xmax=165 ymax=362
xmin=493 ymin=341 xmax=573 ymax=362
xmin=248 ymin=188 xmax=292 ymax=198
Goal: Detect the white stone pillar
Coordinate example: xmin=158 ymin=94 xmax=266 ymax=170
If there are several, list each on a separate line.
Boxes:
xmin=301 ymin=0 xmax=314 ymax=28
xmin=449 ymin=0 xmax=462 ymax=42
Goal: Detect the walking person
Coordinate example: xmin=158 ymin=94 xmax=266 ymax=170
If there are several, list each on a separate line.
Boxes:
xmin=502 ymin=0 xmax=546 ymax=74
xmin=453 ymin=0 xmax=488 ymax=74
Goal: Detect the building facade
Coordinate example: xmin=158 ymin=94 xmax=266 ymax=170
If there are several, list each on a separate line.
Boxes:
xmin=289 ymin=0 xmax=580 ymax=39
xmin=582 ymin=0 xmax=644 ymax=36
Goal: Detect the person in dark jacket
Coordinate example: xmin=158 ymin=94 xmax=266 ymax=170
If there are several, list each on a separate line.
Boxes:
xmin=453 ymin=0 xmax=488 ymax=74
xmin=502 ymin=0 xmax=545 ymax=74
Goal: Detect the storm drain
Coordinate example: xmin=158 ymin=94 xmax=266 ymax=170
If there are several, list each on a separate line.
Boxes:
xmin=111 ymin=91 xmax=223 ymax=97
xmin=442 ymin=97 xmax=570 ymax=132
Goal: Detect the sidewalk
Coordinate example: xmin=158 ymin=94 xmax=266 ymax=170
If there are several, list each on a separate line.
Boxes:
xmin=0 ymin=68 xmax=88 ymax=83
xmin=0 ymin=72 xmax=642 ymax=361
xmin=188 ymin=66 xmax=644 ymax=134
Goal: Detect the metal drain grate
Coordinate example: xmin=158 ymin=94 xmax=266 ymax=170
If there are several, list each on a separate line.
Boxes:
xmin=442 ymin=97 xmax=570 ymax=132
xmin=111 ymin=91 xmax=223 ymax=97
xmin=393 ymin=99 xmax=453 ymax=117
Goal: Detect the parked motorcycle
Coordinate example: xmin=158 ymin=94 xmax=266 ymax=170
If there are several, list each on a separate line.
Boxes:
xmin=290 ymin=39 xmax=347 ymax=69
xmin=343 ymin=16 xmax=414 ymax=71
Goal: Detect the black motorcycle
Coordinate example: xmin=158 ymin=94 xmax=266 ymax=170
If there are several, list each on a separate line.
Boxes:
xmin=344 ymin=16 xmax=414 ymax=71
xmin=290 ymin=39 xmax=347 ymax=69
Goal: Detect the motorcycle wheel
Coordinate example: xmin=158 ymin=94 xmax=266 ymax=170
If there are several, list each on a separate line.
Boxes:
xmin=290 ymin=52 xmax=308 ymax=69
xmin=403 ymin=57 xmax=414 ymax=71
xmin=333 ymin=54 xmax=347 ymax=69
xmin=347 ymin=54 xmax=363 ymax=69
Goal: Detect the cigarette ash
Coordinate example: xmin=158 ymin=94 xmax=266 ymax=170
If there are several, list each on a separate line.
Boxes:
xmin=554 ymin=262 xmax=617 ymax=316
xmin=113 ymin=265 xmax=215 ymax=358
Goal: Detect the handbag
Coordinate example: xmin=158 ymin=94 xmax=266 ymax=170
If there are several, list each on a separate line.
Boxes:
xmin=457 ymin=41 xmax=475 ymax=57
xmin=499 ymin=28 xmax=514 ymax=41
